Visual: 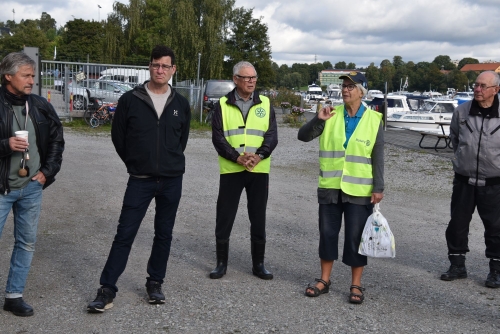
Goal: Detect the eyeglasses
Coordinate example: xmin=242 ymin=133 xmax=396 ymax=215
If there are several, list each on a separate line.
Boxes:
xmin=150 ymin=63 xmax=174 ymax=71
xmin=473 ymin=83 xmax=498 ymax=91
xmin=236 ymin=75 xmax=258 ymax=82
xmin=341 ymin=84 xmax=357 ymax=91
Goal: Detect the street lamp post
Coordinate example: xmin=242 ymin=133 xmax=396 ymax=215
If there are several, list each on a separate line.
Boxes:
xmin=196 ymin=53 xmax=201 ymax=86
xmin=98 ymin=5 xmax=102 ymax=22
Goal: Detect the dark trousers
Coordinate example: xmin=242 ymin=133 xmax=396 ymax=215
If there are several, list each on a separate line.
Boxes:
xmin=215 ymin=171 xmax=269 ymax=242
xmin=446 ymin=177 xmax=500 ymax=259
xmin=318 ymin=199 xmax=373 ymax=267
xmin=100 ymin=176 xmax=182 ymax=292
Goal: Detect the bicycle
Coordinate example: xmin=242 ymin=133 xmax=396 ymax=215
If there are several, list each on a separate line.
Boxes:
xmin=83 ymin=96 xmax=104 ymax=125
xmin=86 ymin=103 xmax=116 ymax=128
xmin=203 ymin=101 xmax=216 ymax=124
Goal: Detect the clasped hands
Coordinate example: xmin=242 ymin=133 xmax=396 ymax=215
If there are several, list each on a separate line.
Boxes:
xmin=237 ymin=152 xmax=262 ymax=171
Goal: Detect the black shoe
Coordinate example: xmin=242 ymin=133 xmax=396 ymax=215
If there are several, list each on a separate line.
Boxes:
xmin=440 ymin=265 xmax=467 ymax=281
xmin=3 ymin=297 xmax=34 ymax=317
xmin=251 ymin=241 xmax=273 ymax=280
xmin=210 ymin=240 xmax=229 ymax=279
xmin=87 ymin=287 xmax=114 ymax=313
xmin=485 ymin=270 xmax=500 ymax=288
xmin=146 ymin=281 xmax=165 ymax=304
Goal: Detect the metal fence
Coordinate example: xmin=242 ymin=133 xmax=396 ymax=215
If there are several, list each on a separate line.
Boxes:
xmin=39 ymin=60 xmax=204 ymax=120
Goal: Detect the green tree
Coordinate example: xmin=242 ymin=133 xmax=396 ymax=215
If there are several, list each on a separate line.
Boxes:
xmin=365 ymin=62 xmax=381 ymax=91
xmin=322 ymin=61 xmax=333 ymax=69
xmin=433 ymin=55 xmax=455 ymax=70
xmin=457 ymin=57 xmax=479 ymax=70
xmin=291 ymin=63 xmax=309 ymax=85
xmin=309 ymin=63 xmax=324 ymax=85
xmin=223 ymin=7 xmax=274 ymax=88
xmin=334 ymin=61 xmax=346 ymax=69
xmin=1 ymin=20 xmax=50 ymax=60
xmin=346 ymin=62 xmax=356 ymax=69
xmin=379 ymin=59 xmax=395 ymax=91
xmin=58 ymin=19 xmax=105 ymax=62
xmin=446 ymin=69 xmax=469 ymax=91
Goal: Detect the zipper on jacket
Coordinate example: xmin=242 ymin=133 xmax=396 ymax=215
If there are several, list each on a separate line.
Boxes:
xmin=464 ymin=120 xmax=473 ymax=133
xmin=475 ymin=117 xmax=486 ymax=186
xmin=156 ymin=120 xmax=160 ymax=176
xmin=490 ymin=124 xmax=500 ymax=135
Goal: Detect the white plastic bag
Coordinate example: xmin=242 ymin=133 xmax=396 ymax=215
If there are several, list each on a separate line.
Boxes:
xmin=358 ymin=203 xmax=395 ymax=258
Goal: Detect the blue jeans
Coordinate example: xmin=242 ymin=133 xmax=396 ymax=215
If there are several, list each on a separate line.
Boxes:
xmin=99 ymin=176 xmax=182 ymax=293
xmin=318 ymin=200 xmax=373 ymax=267
xmin=0 ymin=180 xmax=43 ymax=297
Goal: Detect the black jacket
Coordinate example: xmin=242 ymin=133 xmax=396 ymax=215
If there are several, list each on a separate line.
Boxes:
xmin=212 ymin=89 xmax=278 ymax=163
xmin=111 ymin=82 xmax=191 ymax=177
xmin=0 ymin=88 xmax=64 ymax=194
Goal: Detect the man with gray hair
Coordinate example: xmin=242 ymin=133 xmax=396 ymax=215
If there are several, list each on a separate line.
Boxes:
xmin=441 ymin=71 xmax=500 ymax=288
xmin=209 ymin=61 xmax=278 ymax=280
xmin=0 ymin=52 xmax=64 ymax=316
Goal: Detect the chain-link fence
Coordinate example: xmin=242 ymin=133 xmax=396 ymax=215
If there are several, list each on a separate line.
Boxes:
xmin=40 ymin=60 xmax=204 ymax=120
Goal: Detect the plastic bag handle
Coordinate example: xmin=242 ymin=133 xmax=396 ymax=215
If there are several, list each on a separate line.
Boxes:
xmin=371 ymin=203 xmax=383 ymax=227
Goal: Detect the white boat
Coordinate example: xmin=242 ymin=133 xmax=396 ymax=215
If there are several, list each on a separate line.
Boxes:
xmin=387 ymin=99 xmax=457 ymax=133
xmin=453 ymin=91 xmax=473 ymax=105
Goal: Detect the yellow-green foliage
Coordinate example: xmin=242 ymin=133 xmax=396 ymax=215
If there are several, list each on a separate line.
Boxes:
xmin=270 ymin=88 xmax=301 ymax=108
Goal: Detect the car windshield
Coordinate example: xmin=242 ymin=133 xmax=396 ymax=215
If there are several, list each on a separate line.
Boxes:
xmin=420 ymin=101 xmax=455 ymax=113
xmin=369 ymin=98 xmax=403 ymax=108
xmin=116 ymin=83 xmax=132 ymax=91
xmin=206 ymin=82 xmax=235 ymax=95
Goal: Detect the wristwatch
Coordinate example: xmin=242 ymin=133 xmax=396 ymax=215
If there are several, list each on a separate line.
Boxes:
xmin=258 ymin=154 xmax=265 ymax=160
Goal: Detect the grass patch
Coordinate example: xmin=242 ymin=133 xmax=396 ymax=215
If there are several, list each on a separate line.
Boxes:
xmin=63 ymin=117 xmax=212 ymax=133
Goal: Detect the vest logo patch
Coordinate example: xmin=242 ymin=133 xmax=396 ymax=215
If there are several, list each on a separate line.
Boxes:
xmin=356 ymin=138 xmax=371 ymax=146
xmin=173 ymin=110 xmax=178 ymax=116
xmin=255 ymin=107 xmax=266 ymax=118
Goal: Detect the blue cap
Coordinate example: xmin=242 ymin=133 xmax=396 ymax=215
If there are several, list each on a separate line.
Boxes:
xmin=339 ymin=71 xmax=368 ymax=88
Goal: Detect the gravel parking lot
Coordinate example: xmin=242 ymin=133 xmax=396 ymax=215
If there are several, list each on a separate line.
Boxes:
xmin=0 ymin=120 xmax=499 ymax=333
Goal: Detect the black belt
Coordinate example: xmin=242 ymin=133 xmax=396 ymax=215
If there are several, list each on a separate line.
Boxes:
xmin=455 ymin=173 xmax=500 ymax=186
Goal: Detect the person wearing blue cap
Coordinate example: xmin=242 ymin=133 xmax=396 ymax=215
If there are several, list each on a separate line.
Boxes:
xmin=298 ymin=71 xmax=384 ymax=304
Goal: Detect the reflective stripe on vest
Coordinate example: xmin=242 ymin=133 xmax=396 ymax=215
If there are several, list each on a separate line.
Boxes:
xmin=319 ymin=105 xmax=381 ymax=197
xmin=218 ymin=96 xmax=271 ymax=174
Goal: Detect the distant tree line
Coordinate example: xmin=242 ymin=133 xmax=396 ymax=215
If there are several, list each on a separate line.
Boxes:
xmin=0 ymin=3 xmax=483 ymax=93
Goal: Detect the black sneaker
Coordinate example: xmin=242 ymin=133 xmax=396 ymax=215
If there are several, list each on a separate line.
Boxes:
xmin=87 ymin=287 xmax=114 ymax=313
xmin=485 ymin=270 xmax=500 ymax=288
xmin=440 ymin=265 xmax=467 ymax=281
xmin=3 ymin=297 xmax=34 ymax=317
xmin=146 ymin=281 xmax=165 ymax=304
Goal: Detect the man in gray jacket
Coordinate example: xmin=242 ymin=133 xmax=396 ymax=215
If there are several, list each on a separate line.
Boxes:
xmin=441 ymin=71 xmax=500 ymax=288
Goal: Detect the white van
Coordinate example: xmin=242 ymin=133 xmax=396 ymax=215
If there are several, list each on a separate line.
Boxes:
xmin=98 ymin=68 xmax=162 ymax=87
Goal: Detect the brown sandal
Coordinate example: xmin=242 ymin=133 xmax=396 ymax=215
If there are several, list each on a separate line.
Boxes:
xmin=305 ymin=278 xmax=331 ymax=297
xmin=349 ymin=285 xmax=365 ymax=304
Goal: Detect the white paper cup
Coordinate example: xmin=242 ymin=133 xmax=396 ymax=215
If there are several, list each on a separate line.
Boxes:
xmin=15 ymin=130 xmax=28 ymax=141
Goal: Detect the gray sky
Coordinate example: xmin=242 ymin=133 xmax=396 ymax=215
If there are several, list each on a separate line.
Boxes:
xmin=2 ymin=0 xmax=500 ymax=67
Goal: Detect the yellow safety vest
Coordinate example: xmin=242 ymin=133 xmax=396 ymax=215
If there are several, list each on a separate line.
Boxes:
xmin=219 ymin=96 xmax=271 ymax=174
xmin=319 ymin=105 xmax=382 ymax=197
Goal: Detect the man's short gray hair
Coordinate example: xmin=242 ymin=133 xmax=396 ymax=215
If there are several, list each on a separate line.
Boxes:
xmin=233 ymin=61 xmax=257 ymax=76
xmin=487 ymin=71 xmax=500 ymax=86
xmin=356 ymin=83 xmax=367 ymax=96
xmin=0 ymin=52 xmax=36 ymax=86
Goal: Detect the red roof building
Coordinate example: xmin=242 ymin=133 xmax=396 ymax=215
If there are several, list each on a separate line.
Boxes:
xmin=460 ymin=63 xmax=500 ymax=73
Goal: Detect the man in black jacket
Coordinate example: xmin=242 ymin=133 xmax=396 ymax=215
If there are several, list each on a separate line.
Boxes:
xmin=87 ymin=45 xmax=191 ymax=313
xmin=0 ymin=52 xmax=64 ymax=317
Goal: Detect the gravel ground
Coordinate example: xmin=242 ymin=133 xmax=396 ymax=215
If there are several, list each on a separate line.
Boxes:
xmin=0 ymin=119 xmax=499 ymax=333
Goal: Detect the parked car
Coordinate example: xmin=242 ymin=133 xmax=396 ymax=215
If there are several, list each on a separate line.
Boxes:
xmin=203 ymin=80 xmax=235 ymax=107
xmin=64 ymin=79 xmax=133 ymax=110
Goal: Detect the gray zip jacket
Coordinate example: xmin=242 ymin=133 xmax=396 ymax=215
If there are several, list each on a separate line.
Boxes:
xmin=450 ymin=96 xmax=500 ymax=184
